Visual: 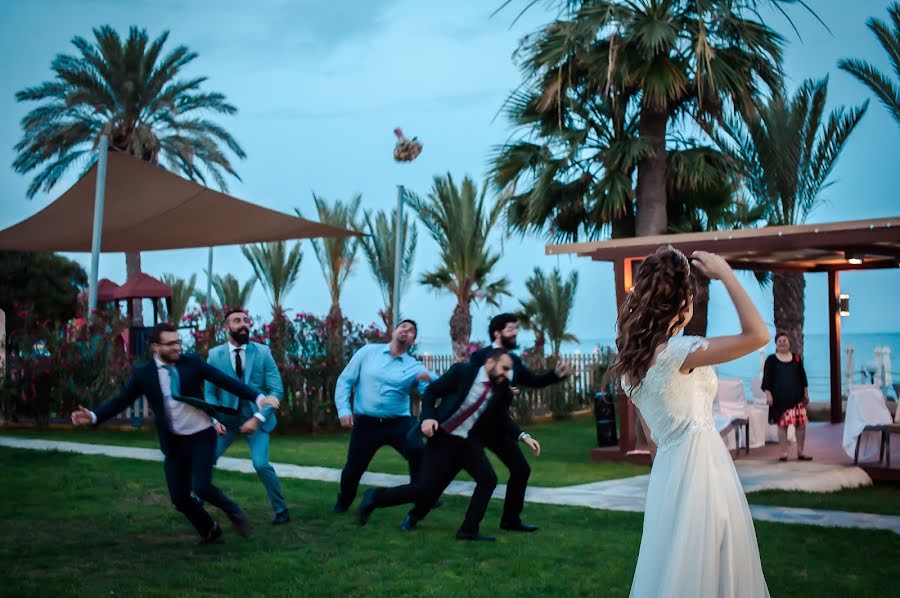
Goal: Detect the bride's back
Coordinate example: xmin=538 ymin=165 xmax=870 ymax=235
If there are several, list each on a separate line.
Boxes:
xmin=622 ymin=335 xmax=718 ymax=452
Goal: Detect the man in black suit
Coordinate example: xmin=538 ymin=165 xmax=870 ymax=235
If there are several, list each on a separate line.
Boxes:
xmin=468 ymin=313 xmax=570 ymax=533
xmin=358 ymin=349 xmax=536 ymax=542
xmin=71 ymin=322 xmax=281 ymax=544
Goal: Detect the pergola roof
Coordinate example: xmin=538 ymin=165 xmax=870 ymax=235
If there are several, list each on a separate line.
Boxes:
xmin=546 ymin=217 xmax=900 ymax=272
xmin=0 ymin=151 xmax=357 ymax=253
xmin=113 ymin=273 xmax=172 ymax=300
xmin=76 ymin=278 xmax=120 ymax=302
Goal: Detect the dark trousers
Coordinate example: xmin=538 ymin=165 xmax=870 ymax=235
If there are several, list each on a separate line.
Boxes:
xmin=164 ymin=426 xmax=242 ymax=537
xmin=485 ymin=436 xmax=531 ymax=524
xmin=373 ymin=431 xmax=498 ymax=534
xmin=337 ymin=414 xmax=424 ymax=508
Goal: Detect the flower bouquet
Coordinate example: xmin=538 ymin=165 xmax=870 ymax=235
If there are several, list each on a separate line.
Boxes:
xmin=393 ymin=128 xmax=423 ymax=162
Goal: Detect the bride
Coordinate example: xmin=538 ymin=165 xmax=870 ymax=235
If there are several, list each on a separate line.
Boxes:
xmin=612 ymin=247 xmax=771 ymax=597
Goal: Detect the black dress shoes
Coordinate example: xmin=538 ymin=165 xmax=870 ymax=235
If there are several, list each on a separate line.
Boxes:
xmin=198 ymin=522 xmax=223 ymax=545
xmin=272 ymin=509 xmax=291 ymax=525
xmin=331 ymin=493 xmax=349 ymax=513
xmin=227 ymin=512 xmax=252 ymax=537
xmin=400 ymin=514 xmax=418 ymax=532
xmin=455 ymin=530 xmax=496 ymax=542
xmin=357 ymin=489 xmax=377 ymax=526
xmin=500 ymin=521 xmax=539 ymax=532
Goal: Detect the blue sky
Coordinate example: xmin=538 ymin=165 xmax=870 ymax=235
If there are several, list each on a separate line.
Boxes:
xmin=0 ymin=0 xmax=898 ymax=349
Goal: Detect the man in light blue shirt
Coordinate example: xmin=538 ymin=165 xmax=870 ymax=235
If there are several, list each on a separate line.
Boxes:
xmin=332 ymin=319 xmax=432 ymax=513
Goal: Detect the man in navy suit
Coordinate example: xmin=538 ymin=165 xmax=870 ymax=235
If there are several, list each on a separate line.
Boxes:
xmin=71 ymin=322 xmax=280 ymax=544
xmin=468 ymin=313 xmax=570 ymax=532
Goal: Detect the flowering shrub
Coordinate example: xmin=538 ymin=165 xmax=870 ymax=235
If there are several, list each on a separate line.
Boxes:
xmin=182 ymin=306 xmax=388 ymax=432
xmin=0 ymin=298 xmax=390 ymax=432
xmin=280 ymin=312 xmax=387 ymax=431
xmin=1 ymin=303 xmax=131 ymax=425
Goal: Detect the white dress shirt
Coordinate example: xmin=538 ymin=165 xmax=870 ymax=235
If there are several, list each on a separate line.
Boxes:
xmin=155 ymin=356 xmax=215 ymax=435
xmin=449 ymin=367 xmax=494 ymax=439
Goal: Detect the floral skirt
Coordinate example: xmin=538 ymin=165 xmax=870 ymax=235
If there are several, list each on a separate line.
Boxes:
xmin=777 ymin=405 xmax=808 ymax=427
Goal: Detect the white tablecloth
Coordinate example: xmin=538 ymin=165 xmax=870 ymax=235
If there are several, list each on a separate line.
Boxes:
xmin=713 ymin=380 xmax=768 ymax=450
xmin=841 ymin=385 xmax=891 ymax=461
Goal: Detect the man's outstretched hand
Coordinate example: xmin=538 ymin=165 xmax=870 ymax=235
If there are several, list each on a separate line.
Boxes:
xmin=71 ymin=405 xmax=93 ymax=427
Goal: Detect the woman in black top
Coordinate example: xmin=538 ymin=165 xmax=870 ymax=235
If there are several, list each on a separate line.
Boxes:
xmin=761 ymin=332 xmax=811 ymax=461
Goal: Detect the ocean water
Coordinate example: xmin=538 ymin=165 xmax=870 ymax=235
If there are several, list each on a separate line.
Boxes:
xmin=414 ymin=332 xmax=900 ymax=402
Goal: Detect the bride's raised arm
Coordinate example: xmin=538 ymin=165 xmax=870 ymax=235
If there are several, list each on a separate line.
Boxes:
xmin=680 ymin=251 xmax=770 ymax=372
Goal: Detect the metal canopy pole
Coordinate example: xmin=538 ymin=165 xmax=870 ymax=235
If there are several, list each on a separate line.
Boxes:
xmin=87 ymin=135 xmax=109 ymax=321
xmin=391 ymin=185 xmax=405 ymax=330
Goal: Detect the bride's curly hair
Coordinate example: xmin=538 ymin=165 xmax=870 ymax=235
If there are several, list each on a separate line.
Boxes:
xmin=608 ymin=246 xmax=697 ymax=393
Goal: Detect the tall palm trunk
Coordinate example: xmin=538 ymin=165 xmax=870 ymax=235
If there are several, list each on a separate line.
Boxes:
xmin=773 ymin=272 xmax=805 ymax=355
xmin=326 ymin=301 xmax=344 ymax=360
xmin=683 ymin=272 xmax=710 ymax=337
xmin=450 ymin=300 xmax=472 ymax=363
xmin=125 ymin=251 xmax=143 ymax=325
xmin=635 ymin=105 xmax=668 ymax=236
xmin=610 ymin=200 xmax=636 ymax=239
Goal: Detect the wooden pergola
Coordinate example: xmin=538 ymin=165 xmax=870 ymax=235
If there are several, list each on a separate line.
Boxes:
xmin=547 ymin=217 xmax=900 ymax=454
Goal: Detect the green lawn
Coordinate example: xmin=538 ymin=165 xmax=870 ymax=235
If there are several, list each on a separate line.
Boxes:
xmin=4 ymin=416 xmax=900 ymax=517
xmin=0 ymin=416 xmax=649 ymax=487
xmin=747 ymin=486 xmax=900 ymax=516
xmin=1 ymin=448 xmax=897 ymax=597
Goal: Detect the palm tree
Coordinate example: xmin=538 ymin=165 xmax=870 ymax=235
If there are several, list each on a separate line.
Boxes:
xmin=710 ymin=78 xmax=867 ymax=353
xmin=358 ymin=206 xmax=418 ymax=331
xmin=666 ymin=145 xmax=764 ymax=336
xmin=517 ymin=267 xmax=579 ymax=357
xmin=211 ymin=273 xmax=256 ymax=310
xmin=839 ymin=2 xmax=900 ymax=127
xmin=297 ymin=194 xmax=362 ymax=327
xmin=409 ymin=175 xmax=510 ymax=362
xmin=241 ymin=241 xmax=303 ymax=316
xmin=515 ymin=299 xmax=547 ymax=361
xmin=14 ymin=26 xmax=245 ymax=324
xmin=493 ymin=0 xmax=788 ymax=238
xmin=160 ymin=273 xmax=197 ymax=327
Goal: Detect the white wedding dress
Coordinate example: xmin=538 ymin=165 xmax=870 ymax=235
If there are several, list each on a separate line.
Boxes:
xmin=624 ymin=335 xmax=769 ymax=598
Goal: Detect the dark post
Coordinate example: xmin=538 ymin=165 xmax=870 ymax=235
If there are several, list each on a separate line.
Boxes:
xmin=827 ymin=271 xmax=843 ymax=423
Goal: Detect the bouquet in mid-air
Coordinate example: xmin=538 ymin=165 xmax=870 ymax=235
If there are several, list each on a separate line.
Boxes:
xmin=393 ymin=128 xmax=422 ymax=162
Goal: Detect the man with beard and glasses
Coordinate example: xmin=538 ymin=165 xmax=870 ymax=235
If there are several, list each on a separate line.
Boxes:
xmin=71 ymin=323 xmax=281 ymax=544
xmin=205 ymin=309 xmax=290 ymax=525
xmin=468 ymin=313 xmax=571 ymax=533
xmin=331 ymin=319 xmax=436 ymax=513
xmin=357 ymin=349 xmax=525 ymax=541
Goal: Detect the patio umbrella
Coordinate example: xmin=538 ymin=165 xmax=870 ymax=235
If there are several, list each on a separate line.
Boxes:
xmin=845 ymin=344 xmax=855 ymax=392
xmin=882 ymin=346 xmax=892 ymax=388
xmin=758 ymin=349 xmax=767 ymax=379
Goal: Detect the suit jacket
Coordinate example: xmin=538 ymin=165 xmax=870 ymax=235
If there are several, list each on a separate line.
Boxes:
xmin=92 ymin=353 xmax=262 ymax=454
xmin=204 ymin=342 xmax=283 ymax=433
xmin=420 ymin=363 xmax=522 ymax=442
xmin=469 ymin=346 xmax=561 ymax=389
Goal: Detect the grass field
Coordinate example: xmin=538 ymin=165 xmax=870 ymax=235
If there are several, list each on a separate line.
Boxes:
xmin=1 ymin=448 xmax=897 ymax=597
xmin=4 ymin=416 xmax=900 ymax=517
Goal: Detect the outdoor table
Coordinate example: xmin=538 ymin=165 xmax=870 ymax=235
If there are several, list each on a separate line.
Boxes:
xmin=842 ymin=385 xmax=892 ymax=462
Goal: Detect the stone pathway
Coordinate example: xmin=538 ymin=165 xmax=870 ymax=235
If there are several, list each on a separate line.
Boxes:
xmin=2 ymin=436 xmax=897 ymax=535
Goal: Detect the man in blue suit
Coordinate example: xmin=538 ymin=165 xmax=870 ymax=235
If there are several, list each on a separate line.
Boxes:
xmin=70 ymin=322 xmax=281 ymax=544
xmin=205 ymin=309 xmax=290 ymax=525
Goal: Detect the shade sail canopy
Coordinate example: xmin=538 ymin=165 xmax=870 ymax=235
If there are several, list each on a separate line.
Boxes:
xmin=0 ymin=151 xmax=357 ymax=252
xmin=546 ymin=217 xmax=900 ymax=272
xmin=113 ymin=273 xmax=172 ymax=300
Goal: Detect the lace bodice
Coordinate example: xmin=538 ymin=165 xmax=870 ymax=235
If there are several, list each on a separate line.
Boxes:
xmin=622 ymin=335 xmax=717 ymax=452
